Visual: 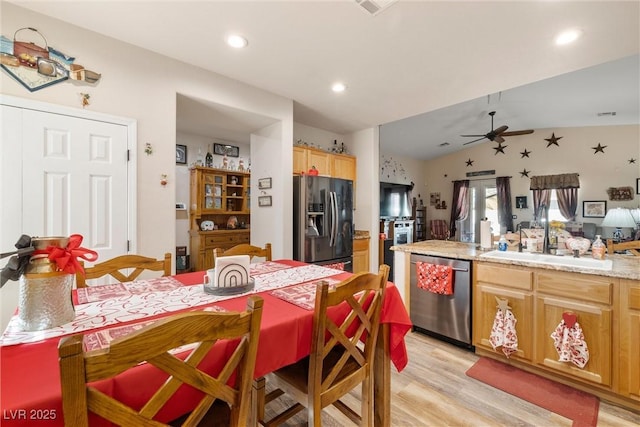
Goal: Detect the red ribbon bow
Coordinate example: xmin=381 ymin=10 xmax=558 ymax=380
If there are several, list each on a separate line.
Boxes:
xmin=33 ymin=234 xmax=98 ymax=276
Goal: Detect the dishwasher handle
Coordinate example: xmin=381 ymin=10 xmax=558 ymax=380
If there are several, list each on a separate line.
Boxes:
xmin=409 ymin=261 xmax=468 ymax=272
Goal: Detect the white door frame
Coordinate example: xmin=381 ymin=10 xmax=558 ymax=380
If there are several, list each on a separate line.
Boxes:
xmin=0 ymin=94 xmax=138 ymax=253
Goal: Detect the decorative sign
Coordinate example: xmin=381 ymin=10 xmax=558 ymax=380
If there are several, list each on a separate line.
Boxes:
xmin=607 ymin=187 xmax=634 ymax=201
xmin=466 ymin=170 xmax=495 ymax=177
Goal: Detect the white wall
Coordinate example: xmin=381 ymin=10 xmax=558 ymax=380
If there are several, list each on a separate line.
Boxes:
xmin=423 ymin=124 xmax=640 ymax=236
xmin=251 ymin=121 xmax=292 ymax=259
xmin=351 ymin=127 xmax=380 ymax=271
xmin=0 ymin=4 xmax=294 ymax=329
xmin=293 ymin=122 xmax=346 ymax=152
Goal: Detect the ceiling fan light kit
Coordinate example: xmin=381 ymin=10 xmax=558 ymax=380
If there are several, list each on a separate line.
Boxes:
xmin=462 ymin=111 xmax=534 ymax=145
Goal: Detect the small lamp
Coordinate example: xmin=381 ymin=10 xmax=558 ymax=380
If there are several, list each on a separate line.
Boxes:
xmin=600 ymin=208 xmax=636 ymax=242
xmin=630 ymin=208 xmax=640 ymax=239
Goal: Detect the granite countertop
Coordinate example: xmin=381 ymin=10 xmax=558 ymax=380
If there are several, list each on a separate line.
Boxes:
xmin=354 ymin=230 xmax=370 ymax=240
xmin=392 ymin=240 xmax=640 ymax=280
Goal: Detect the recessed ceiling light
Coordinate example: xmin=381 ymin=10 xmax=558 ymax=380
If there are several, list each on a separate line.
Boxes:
xmin=555 ymin=29 xmax=582 ymax=46
xmin=226 ymin=34 xmax=248 ymax=48
xmin=331 ymin=82 xmax=347 ymax=93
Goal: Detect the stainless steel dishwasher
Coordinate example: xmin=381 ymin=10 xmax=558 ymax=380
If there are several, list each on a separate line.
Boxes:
xmin=409 ymin=253 xmax=472 ymax=349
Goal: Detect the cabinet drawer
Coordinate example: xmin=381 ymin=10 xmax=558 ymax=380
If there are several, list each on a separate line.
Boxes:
xmin=353 ymin=238 xmax=369 ymax=251
xmin=536 ymin=271 xmax=613 ymax=305
xmin=476 ymin=263 xmax=533 ymax=290
xmin=205 ymin=232 xmax=249 ymax=247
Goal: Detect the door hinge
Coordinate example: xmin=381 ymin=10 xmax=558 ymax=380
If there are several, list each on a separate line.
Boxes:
xmin=127 ymin=240 xmax=130 ymax=252
xmin=127 ymin=149 xmax=130 ymax=161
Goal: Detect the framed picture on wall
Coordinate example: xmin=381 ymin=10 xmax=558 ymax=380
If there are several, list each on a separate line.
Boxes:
xmin=176 ymin=144 xmax=187 ymax=164
xmin=258 ymin=196 xmax=272 ymax=207
xmin=583 ymin=200 xmax=607 ymax=218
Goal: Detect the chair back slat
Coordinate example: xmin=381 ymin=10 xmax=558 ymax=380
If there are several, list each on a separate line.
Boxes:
xmin=214 ymin=243 xmax=272 ymax=262
xmin=607 ymin=239 xmax=640 ymax=256
xmin=76 ymin=253 xmax=172 ymax=288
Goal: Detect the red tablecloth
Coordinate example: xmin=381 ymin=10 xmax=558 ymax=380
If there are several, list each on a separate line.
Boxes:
xmin=0 ymin=260 xmax=411 ymax=426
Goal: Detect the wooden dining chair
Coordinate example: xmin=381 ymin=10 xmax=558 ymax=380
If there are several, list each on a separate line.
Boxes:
xmin=58 ymin=296 xmax=264 ymax=427
xmin=214 ymin=243 xmax=272 ymax=262
xmin=606 ymin=239 xmax=640 ymax=256
xmin=76 ymin=252 xmax=172 ymax=287
xmin=256 ymin=264 xmax=390 ymax=427
xmin=430 ymin=219 xmax=449 ymax=240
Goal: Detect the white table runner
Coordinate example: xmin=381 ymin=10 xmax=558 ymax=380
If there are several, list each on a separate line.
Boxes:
xmin=0 ymin=263 xmax=343 ymax=346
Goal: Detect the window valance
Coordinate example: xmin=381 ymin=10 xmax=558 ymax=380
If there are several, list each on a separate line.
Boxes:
xmin=529 ymin=173 xmax=580 ymax=190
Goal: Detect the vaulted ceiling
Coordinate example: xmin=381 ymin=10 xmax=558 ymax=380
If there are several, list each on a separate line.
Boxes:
xmin=9 ymin=1 xmax=639 ymax=160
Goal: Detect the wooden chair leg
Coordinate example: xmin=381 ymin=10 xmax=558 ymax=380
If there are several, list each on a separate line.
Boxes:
xmin=252 ymin=377 xmax=265 ymax=427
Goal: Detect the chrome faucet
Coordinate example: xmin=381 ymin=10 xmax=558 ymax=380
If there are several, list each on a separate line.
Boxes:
xmin=517 ymin=223 xmax=526 ymax=252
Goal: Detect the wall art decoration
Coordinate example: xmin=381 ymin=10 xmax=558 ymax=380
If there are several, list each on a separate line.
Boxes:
xmin=379 ymin=154 xmax=408 ymax=182
xmin=515 ymin=196 xmax=528 ymax=209
xmin=1 ymin=28 xmax=101 ymax=92
xmin=214 ymin=143 xmax=239 ymax=157
xmin=606 ymin=186 xmax=634 ymax=201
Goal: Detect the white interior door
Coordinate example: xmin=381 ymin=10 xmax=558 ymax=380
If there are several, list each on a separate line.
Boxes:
xmin=20 ymin=109 xmax=129 ymax=260
xmin=1 ymin=99 xmax=134 ymax=330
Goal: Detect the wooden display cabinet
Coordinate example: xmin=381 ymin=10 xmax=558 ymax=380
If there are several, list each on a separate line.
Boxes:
xmin=189 ymin=166 xmax=251 ymax=271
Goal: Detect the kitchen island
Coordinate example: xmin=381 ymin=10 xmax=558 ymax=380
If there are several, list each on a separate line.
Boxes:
xmin=392 ymin=240 xmax=640 ymax=412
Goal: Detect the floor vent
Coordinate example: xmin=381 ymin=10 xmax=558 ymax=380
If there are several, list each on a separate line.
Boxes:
xmin=355 ymin=0 xmax=398 ymax=16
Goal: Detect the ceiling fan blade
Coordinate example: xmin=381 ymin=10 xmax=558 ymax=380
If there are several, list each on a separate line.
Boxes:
xmin=502 ymin=129 xmax=534 ymax=136
xmin=493 ymin=135 xmax=505 ymax=143
xmin=463 ymin=136 xmax=487 ymax=145
xmin=493 ymin=125 xmax=509 ymax=135
xmin=461 ymin=134 xmax=486 ymax=137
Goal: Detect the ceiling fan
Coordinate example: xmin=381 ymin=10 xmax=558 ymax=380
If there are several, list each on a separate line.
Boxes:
xmin=462 ymin=111 xmax=534 ymax=145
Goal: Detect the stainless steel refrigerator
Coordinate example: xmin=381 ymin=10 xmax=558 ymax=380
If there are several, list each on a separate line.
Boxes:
xmin=293 ymin=176 xmax=354 ymax=272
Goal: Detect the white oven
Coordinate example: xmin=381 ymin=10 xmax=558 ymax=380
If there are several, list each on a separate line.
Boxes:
xmin=393 ymin=220 xmax=414 ymax=245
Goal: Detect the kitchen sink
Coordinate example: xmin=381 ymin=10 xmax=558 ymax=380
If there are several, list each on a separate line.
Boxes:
xmin=479 ymin=250 xmax=613 ymax=271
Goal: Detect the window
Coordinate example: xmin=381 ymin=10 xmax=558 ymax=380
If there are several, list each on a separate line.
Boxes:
xmin=458 ymin=181 xmax=498 ymax=243
xmin=547 ymin=190 xmax=566 ymax=222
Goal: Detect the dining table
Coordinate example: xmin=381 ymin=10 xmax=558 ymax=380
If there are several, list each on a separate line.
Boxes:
xmin=0 ymin=259 xmax=412 ymax=426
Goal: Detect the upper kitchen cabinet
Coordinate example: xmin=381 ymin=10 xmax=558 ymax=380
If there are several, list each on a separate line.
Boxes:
xmin=331 ymin=152 xmax=357 ymax=182
xmin=293 ymin=145 xmax=356 ymax=181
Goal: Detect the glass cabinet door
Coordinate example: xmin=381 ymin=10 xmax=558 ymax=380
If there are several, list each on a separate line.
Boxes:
xmin=203 ymin=173 xmax=224 ymax=211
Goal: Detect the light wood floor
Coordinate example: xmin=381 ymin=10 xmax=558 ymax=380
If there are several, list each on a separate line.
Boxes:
xmin=263 ymin=331 xmax=640 ymax=426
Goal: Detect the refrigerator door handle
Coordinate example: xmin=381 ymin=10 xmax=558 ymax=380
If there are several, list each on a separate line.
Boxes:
xmin=329 ymin=191 xmax=338 ymax=247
